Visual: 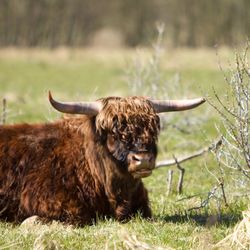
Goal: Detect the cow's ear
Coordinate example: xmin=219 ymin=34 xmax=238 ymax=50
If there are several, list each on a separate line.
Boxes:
xmin=106 ymin=134 xmax=116 ymax=153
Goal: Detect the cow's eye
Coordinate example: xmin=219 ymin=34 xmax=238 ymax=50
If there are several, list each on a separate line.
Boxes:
xmin=134 ymin=142 xmax=141 ymax=149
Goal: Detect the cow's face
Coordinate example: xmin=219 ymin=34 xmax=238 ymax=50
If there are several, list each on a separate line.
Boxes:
xmin=105 ymin=113 xmax=160 ymax=178
xmin=96 ymin=97 xmax=160 ymax=179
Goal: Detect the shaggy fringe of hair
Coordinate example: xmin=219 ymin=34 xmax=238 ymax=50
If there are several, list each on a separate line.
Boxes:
xmin=96 ymin=96 xmax=160 ymax=141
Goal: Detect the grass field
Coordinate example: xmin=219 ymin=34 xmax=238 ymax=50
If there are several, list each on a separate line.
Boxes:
xmin=0 ymin=47 xmax=248 ymax=249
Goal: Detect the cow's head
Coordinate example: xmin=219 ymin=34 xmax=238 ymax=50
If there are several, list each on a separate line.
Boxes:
xmin=49 ymin=92 xmax=205 ymax=179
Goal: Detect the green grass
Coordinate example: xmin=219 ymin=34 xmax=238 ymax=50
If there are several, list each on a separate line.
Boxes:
xmin=0 ymin=48 xmax=247 ymax=249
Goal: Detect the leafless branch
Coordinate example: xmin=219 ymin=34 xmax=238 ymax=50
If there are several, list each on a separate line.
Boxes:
xmin=219 ymin=179 xmax=228 ymax=207
xmin=173 ymin=155 xmax=185 ymax=195
xmin=209 ymin=43 xmax=250 ymax=193
xmin=155 ymin=138 xmax=222 ymax=169
xmin=166 ymin=170 xmax=173 ymax=196
xmin=187 ymin=185 xmax=219 ymax=212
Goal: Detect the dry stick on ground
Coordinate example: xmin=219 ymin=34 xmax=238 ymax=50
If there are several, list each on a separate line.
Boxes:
xmin=166 ymin=170 xmax=173 ymax=196
xmin=173 ymin=155 xmax=185 ymax=195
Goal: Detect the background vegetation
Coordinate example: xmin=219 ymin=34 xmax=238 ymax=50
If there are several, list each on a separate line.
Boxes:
xmin=0 ymin=0 xmax=249 ymax=47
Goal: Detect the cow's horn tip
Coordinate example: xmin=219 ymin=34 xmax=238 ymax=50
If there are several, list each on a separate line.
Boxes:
xmin=200 ymin=97 xmax=206 ymax=103
xmin=48 ymin=91 xmax=53 ymax=102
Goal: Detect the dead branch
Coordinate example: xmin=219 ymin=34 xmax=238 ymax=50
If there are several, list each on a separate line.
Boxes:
xmin=174 ymin=155 xmax=185 ymax=195
xmin=155 ymin=137 xmax=222 ymax=169
xmin=166 ymin=170 xmax=173 ymax=196
xmin=187 ymin=180 xmax=228 ymax=212
xmin=219 ymin=178 xmax=228 ymax=207
xmin=187 ymin=185 xmax=219 ymax=211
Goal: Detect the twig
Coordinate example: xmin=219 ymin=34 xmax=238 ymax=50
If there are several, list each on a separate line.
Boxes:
xmin=155 ymin=137 xmax=222 ymax=169
xmin=176 ymin=193 xmax=205 ymax=202
xmin=173 ymin=155 xmax=185 ymax=195
xmin=203 ymin=163 xmax=228 ymax=207
xmin=187 ymin=185 xmax=219 ymax=211
xmin=219 ymin=178 xmax=228 ymax=207
xmin=166 ymin=170 xmax=173 ymax=196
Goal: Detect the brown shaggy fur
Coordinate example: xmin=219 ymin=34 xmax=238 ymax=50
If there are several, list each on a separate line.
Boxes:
xmin=0 ymin=96 xmax=160 ymax=225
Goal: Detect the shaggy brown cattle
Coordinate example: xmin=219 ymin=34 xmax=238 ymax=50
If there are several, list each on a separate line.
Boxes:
xmin=0 ymin=92 xmax=205 ymax=225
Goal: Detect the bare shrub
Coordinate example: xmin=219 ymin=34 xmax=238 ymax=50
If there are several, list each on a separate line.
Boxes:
xmin=126 ymin=24 xmax=187 ymax=100
xmin=208 ymin=43 xmax=250 ymax=193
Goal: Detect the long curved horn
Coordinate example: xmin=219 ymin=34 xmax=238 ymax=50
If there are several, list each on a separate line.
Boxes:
xmin=150 ymin=98 xmax=206 ymax=113
xmin=48 ymin=91 xmax=102 ymax=115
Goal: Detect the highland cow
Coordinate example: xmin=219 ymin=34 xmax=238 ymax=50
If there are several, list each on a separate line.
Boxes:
xmin=0 ymin=92 xmax=205 ymax=225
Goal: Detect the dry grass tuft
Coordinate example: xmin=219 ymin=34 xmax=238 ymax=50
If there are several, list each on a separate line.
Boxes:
xmin=33 ymin=232 xmax=61 ymax=250
xmin=215 ymin=210 xmax=250 ymax=249
xmin=192 ymin=230 xmax=214 ymax=250
xmin=120 ymin=230 xmax=173 ymax=250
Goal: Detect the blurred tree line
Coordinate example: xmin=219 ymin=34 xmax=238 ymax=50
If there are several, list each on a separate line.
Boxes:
xmin=0 ymin=0 xmax=249 ymax=48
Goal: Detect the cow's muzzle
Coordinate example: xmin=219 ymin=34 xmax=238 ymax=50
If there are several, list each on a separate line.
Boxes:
xmin=127 ymin=152 xmax=155 ymax=179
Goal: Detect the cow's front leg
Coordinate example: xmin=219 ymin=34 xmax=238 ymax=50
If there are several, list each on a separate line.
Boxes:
xmin=115 ymin=200 xmax=132 ymax=221
xmin=108 ymin=196 xmax=132 ymax=222
xmin=106 ymin=175 xmax=143 ymax=221
xmin=131 ymin=181 xmax=152 ymax=219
